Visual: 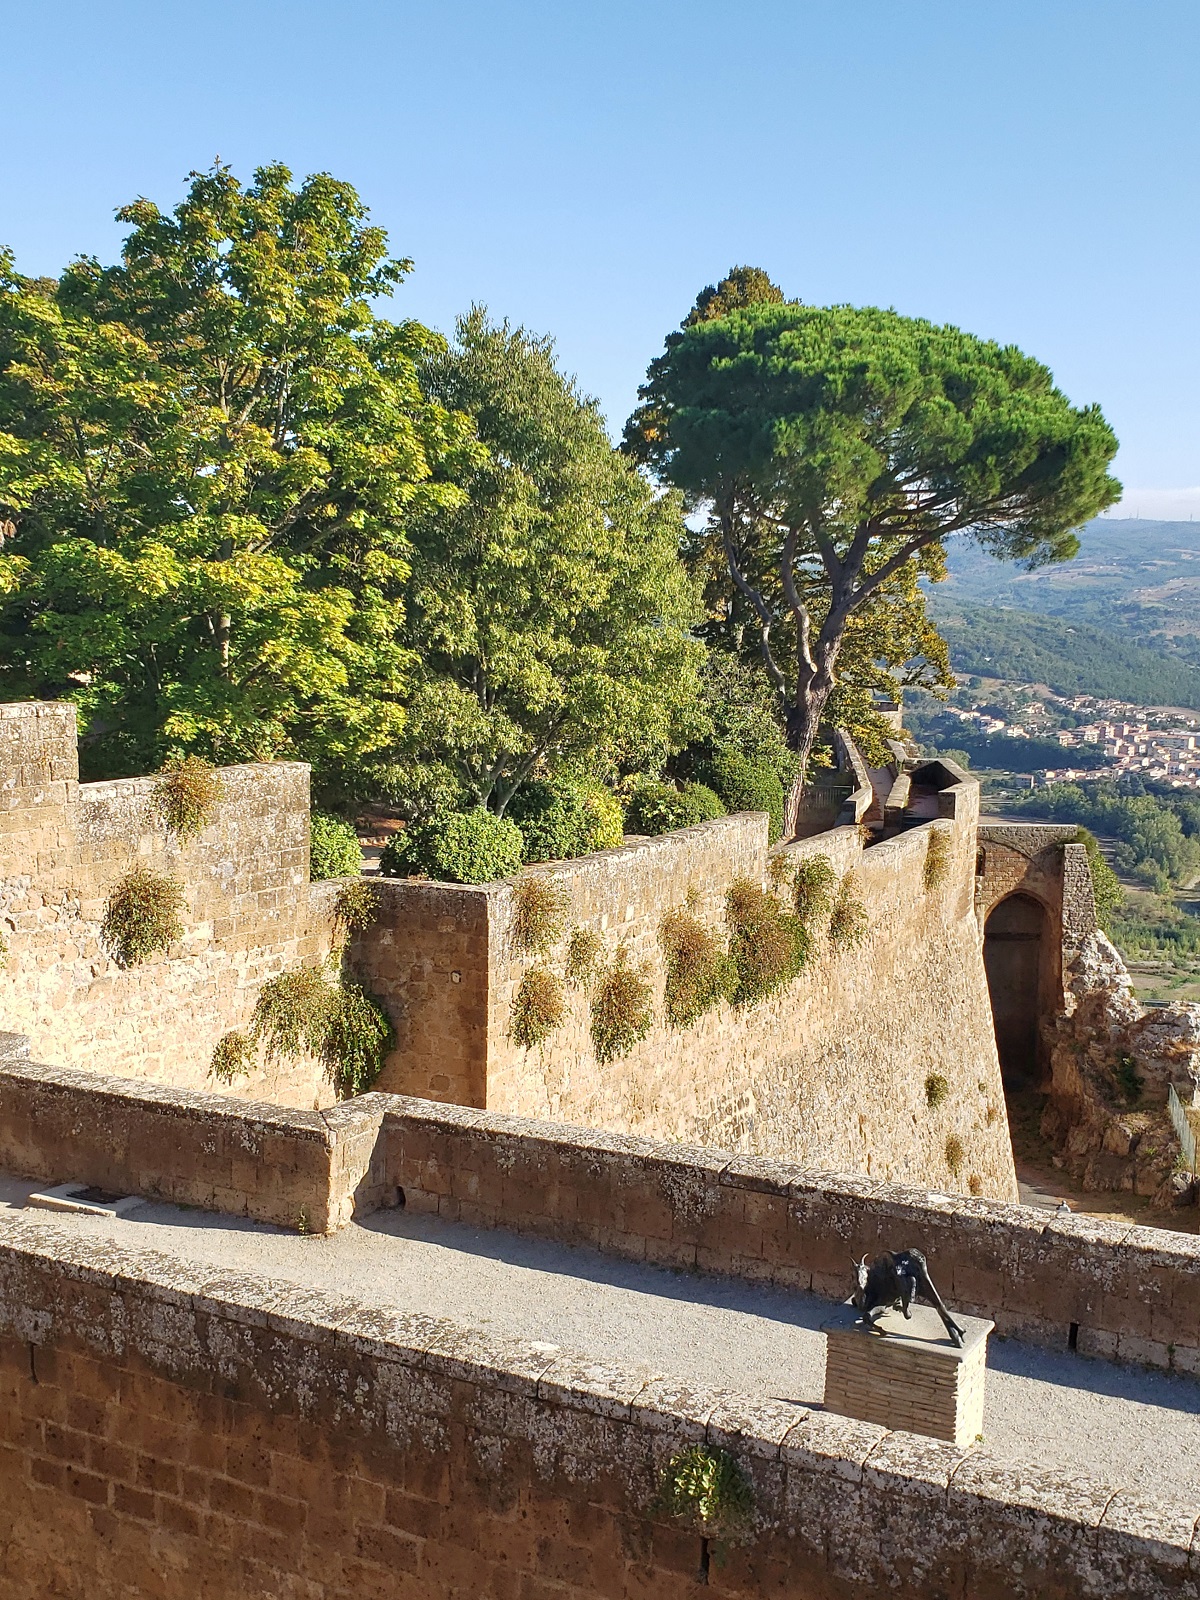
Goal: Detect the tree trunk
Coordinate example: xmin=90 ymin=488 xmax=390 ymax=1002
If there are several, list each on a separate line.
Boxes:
xmin=782 ymin=681 xmax=833 ymax=839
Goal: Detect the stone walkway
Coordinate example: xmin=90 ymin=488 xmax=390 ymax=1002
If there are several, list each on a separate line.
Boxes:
xmin=2 ymin=1173 xmax=1197 ymax=1508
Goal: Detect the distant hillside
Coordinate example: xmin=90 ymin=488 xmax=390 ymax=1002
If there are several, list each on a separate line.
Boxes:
xmin=927 ymin=599 xmax=1200 ymax=709
xmin=938 ymin=518 xmax=1200 ymax=655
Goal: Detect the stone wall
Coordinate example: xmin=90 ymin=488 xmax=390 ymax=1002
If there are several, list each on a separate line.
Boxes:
xmin=1 ymin=1213 xmax=1196 ymax=1600
xmin=323 ymin=778 xmax=1015 ymax=1199
xmin=0 ymin=702 xmax=338 ymax=1108
xmin=1 ymin=1048 xmax=1195 ymax=1368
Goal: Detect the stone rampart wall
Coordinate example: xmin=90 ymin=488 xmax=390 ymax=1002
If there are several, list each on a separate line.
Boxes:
xmin=0 ymin=1213 xmax=1195 ymax=1600
xmin=0 ymin=702 xmax=337 ymax=1107
xmin=1 ymin=1049 xmax=1194 ymax=1368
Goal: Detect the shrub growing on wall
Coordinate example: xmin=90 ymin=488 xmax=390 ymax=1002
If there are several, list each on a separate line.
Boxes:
xmin=945 ymin=1133 xmax=965 ymax=1176
xmin=653 ymin=1444 xmax=754 ymax=1551
xmin=923 ymin=825 xmax=952 ymax=892
xmin=699 ymin=751 xmax=785 ymax=843
xmin=324 ymin=981 xmax=394 ymax=1097
xmin=828 ymin=872 xmax=869 ymax=951
xmin=509 ymin=968 xmax=567 ymax=1050
xmin=565 ymin=925 xmax=604 ymax=989
xmin=248 ymin=962 xmax=392 ymax=1097
xmin=100 ymin=867 xmax=185 ymax=967
xmin=725 ymin=877 xmax=808 ymax=1006
xmin=210 ymin=1030 xmax=255 ymax=1083
xmin=590 ymin=948 xmax=655 ymax=1063
xmin=380 ymin=808 xmax=524 ymax=884
xmin=510 ymin=875 xmax=568 ymax=955
xmin=310 ymin=813 xmax=363 ymax=880
xmin=660 ymin=906 xmax=736 ymax=1028
xmin=791 ymin=853 xmax=838 ymax=930
xmin=626 ymin=780 xmax=725 ymax=836
xmin=332 ymin=880 xmax=380 ymax=942
xmin=155 ymin=756 xmax=223 ymax=841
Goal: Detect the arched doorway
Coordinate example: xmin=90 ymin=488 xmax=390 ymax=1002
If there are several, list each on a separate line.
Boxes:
xmin=983 ymin=893 xmax=1048 ymax=1090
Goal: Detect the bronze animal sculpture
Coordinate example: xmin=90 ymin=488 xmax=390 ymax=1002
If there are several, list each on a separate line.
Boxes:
xmin=851 ymin=1248 xmax=966 ymax=1348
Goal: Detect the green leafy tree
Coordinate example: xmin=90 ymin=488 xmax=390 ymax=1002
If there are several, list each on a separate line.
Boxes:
xmin=391 ymin=310 xmax=705 ymax=816
xmin=0 ymin=163 xmax=472 ymax=784
xmin=626 ymin=295 xmax=1120 ymax=780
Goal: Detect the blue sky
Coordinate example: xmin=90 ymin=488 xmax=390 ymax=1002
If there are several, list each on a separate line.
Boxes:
xmin=3 ymin=0 xmax=1198 ymax=508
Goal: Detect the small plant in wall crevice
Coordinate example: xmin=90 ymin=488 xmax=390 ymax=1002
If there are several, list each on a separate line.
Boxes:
xmin=590 ymin=946 xmax=655 ymax=1064
xmin=791 ymin=852 xmax=837 ymax=931
xmin=509 ymin=968 xmax=567 ymax=1050
xmin=828 ymin=872 xmax=869 ymax=952
xmin=333 ymin=879 xmax=381 ymax=944
xmin=211 ymin=1030 xmax=255 ymax=1084
xmin=564 ymin=925 xmax=604 ymax=989
xmin=653 ymin=1444 xmax=754 ymax=1581
xmin=154 ymin=756 xmax=223 ymax=841
xmin=925 ymin=1073 xmax=949 ymax=1111
xmin=945 ymin=1133 xmax=966 ymax=1176
xmin=101 ymin=867 xmax=185 ymax=967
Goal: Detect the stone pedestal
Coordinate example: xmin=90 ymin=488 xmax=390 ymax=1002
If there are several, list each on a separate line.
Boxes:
xmin=821 ymin=1301 xmax=993 ymax=1448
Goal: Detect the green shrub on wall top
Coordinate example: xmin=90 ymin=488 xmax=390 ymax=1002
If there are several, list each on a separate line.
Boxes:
xmin=100 ymin=867 xmax=185 ymax=967
xmin=660 ymin=906 xmax=736 ymax=1028
xmin=590 ymin=948 xmax=655 ymax=1063
xmin=626 ymin=780 xmax=725 ymax=836
xmin=725 ymin=877 xmax=808 ymax=1007
xmin=508 ymin=778 xmax=596 ymax=864
xmin=310 ymin=813 xmax=363 ymax=881
xmin=509 ymin=968 xmax=567 ymax=1050
xmin=155 ymin=756 xmax=223 ymax=841
xmin=699 ymin=751 xmax=785 ymax=843
xmin=578 ymin=781 xmax=625 ymax=851
xmin=380 ymin=808 xmax=524 ymax=884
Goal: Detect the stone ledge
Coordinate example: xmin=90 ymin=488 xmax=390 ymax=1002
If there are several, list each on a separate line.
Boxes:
xmin=0 ymin=1209 xmax=1194 ymax=1598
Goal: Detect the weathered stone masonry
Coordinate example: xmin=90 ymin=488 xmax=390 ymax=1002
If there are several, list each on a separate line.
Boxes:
xmin=0 ymin=1212 xmax=1196 ymax=1600
xmin=2 ymin=1043 xmax=1196 ymax=1373
xmin=1 ymin=703 xmax=1016 ymax=1197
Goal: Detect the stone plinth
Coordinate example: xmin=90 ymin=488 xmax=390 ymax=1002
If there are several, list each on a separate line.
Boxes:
xmin=821 ymin=1301 xmax=993 ymax=1447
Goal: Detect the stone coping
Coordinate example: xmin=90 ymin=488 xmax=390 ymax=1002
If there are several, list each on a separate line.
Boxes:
xmin=0 ymin=1209 xmax=1195 ymax=1597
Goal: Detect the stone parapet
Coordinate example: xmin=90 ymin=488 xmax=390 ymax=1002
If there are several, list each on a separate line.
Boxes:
xmin=0 ymin=1211 xmax=1194 ymax=1600
xmin=2 ymin=1048 xmax=1192 ymax=1369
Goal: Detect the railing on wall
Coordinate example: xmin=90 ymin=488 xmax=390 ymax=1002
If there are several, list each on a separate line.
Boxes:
xmin=1168 ymin=1082 xmax=1197 ymax=1177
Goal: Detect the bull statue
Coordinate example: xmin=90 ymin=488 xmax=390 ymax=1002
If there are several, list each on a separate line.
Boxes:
xmin=851 ymin=1248 xmax=966 ymax=1348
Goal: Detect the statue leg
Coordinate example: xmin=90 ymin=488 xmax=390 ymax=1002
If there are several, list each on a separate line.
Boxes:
xmin=908 ymin=1251 xmax=966 ymax=1348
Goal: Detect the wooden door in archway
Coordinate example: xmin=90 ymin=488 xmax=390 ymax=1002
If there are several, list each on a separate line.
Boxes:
xmin=983 ymin=893 xmax=1047 ymax=1090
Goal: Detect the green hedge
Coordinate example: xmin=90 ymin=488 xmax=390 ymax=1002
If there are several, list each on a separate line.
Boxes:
xmin=700 ymin=751 xmax=785 ymax=843
xmin=310 ymin=812 xmax=363 ymax=881
xmin=380 ymin=808 xmax=524 ymax=885
xmin=626 ymin=781 xmax=725 ymax=836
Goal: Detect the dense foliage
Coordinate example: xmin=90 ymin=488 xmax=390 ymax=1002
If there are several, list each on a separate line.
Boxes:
xmin=626 ymin=780 xmax=725 ymax=835
xmin=1013 ymin=780 xmax=1200 ymax=890
xmin=389 ymin=311 xmax=705 ymax=820
xmin=310 ymin=812 xmax=363 ymax=880
xmin=627 ymin=282 xmax=1120 ymax=776
xmin=0 ymin=165 xmax=470 ymax=784
xmin=379 ymin=806 xmax=524 ymax=883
